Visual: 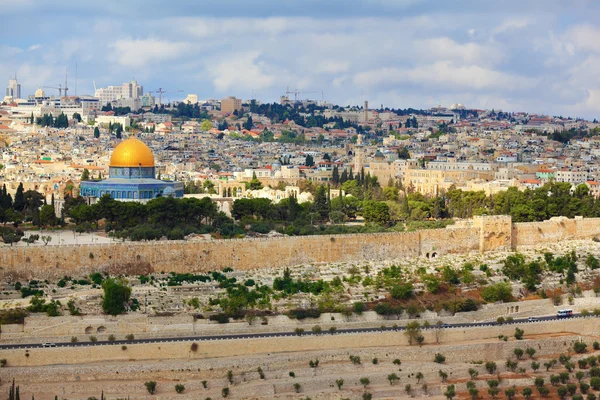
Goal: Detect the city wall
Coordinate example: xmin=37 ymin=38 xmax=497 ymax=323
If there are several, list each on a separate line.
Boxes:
xmin=2 ymin=215 xmax=600 ymax=280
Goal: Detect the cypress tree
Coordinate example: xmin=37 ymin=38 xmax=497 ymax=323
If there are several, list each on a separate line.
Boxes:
xmin=14 ymin=183 xmax=24 ymax=211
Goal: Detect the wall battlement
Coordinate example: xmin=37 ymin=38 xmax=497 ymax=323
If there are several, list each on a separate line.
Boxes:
xmin=2 ymin=216 xmax=600 ymax=280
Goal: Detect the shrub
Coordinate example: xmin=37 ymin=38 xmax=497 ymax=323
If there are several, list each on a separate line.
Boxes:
xmin=289 ymin=371 xmax=295 ymax=378
xmin=221 ymin=387 xmax=230 ymax=397
xmin=329 ymin=326 xmax=337 ymax=333
xmin=90 ymin=335 xmax=97 ymax=342
xmin=311 ymin=325 xmax=322 ymax=334
xmin=108 ymin=334 xmax=116 ymax=341
xmin=102 ymin=278 xmax=131 ymax=316
xmin=350 ymin=355 xmax=361 ymax=365
xmin=372 ymin=357 xmax=378 ymax=364
xmin=293 ymin=382 xmax=301 ymax=393
xmin=145 ymin=381 xmax=157 ymax=394
xmin=434 ymin=353 xmax=446 ymax=363
xmin=175 ymin=384 xmax=185 ymax=393
xmin=335 ymin=379 xmax=344 ymax=389
xmin=393 ymin=358 xmax=401 ymax=365
xmin=574 ymin=341 xmax=588 ymax=353
xmin=594 ymin=341 xmax=600 ymax=350
xmin=592 ymin=377 xmax=600 ymax=390
xmin=121 ymin=345 xmax=127 ymax=350
xmin=387 ymin=373 xmax=399 ymax=385
xmin=0 ymin=359 xmax=6 ymax=367
xmin=227 ymin=370 xmax=233 ymax=384
xmin=71 ymin=336 xmax=78 ymax=343
xmin=126 ymin=334 xmax=135 ymax=340
xmin=514 ymin=348 xmax=524 ymax=359
xmin=360 ymin=377 xmax=370 ymax=388
xmin=353 ymin=302 xmax=366 ymax=314
xmin=191 ymin=343 xmax=198 ymax=352
xmin=294 ymin=328 xmax=305 ymax=336
xmin=485 ymin=361 xmax=497 ymax=374
xmin=526 ymin=347 xmax=536 ymax=358
xmin=514 ymin=327 xmax=524 ymax=340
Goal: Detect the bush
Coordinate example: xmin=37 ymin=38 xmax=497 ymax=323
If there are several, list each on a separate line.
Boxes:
xmin=126 ymin=334 xmax=135 ymax=340
xmin=434 ymin=353 xmax=446 ymax=363
xmin=175 ymin=384 xmax=185 ymax=393
xmin=121 ymin=345 xmax=127 ymax=350
xmin=311 ymin=325 xmax=322 ymax=334
xmin=0 ymin=359 xmax=6 ymax=367
xmin=393 ymin=358 xmax=401 ymax=365
xmin=89 ymin=335 xmax=97 ymax=342
xmin=209 ymin=313 xmax=230 ymax=324
xmin=481 ymin=282 xmax=514 ymax=303
xmin=594 ymin=341 xmax=600 ymax=350
xmin=145 ymin=381 xmax=157 ymax=394
xmin=514 ymin=327 xmax=524 ymax=340
xmin=221 ymin=387 xmax=230 ymax=397
xmin=102 ymin=278 xmax=132 ymax=316
xmin=71 ymin=336 xmax=78 ymax=343
xmin=574 ymin=341 xmax=588 ymax=354
xmin=591 ymin=377 xmax=600 ymax=390
xmin=191 ymin=343 xmax=198 ymax=352
xmin=353 ymin=302 xmax=366 ymax=314
xmin=372 ymin=357 xmax=378 ymax=364
xmin=108 ymin=334 xmax=116 ymax=341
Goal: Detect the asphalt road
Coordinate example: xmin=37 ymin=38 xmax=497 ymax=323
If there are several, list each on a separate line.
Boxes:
xmin=0 ymin=313 xmax=587 ymax=350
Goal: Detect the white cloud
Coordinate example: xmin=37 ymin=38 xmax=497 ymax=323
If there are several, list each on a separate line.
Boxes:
xmin=110 ymin=38 xmax=191 ymax=68
xmin=562 ymin=24 xmax=600 ymax=54
xmin=414 ymin=37 xmax=502 ymax=66
xmin=492 ymin=18 xmax=531 ymax=35
xmin=353 ymin=61 xmax=536 ymax=92
xmin=315 ymin=61 xmax=350 ymax=74
xmin=206 ymin=51 xmax=276 ymax=92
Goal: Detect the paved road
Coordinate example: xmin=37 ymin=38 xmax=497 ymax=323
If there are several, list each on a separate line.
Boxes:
xmin=0 ymin=313 xmax=587 ymax=350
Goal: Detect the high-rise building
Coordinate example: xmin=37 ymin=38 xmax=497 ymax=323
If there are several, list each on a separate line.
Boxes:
xmin=221 ymin=96 xmax=242 ymax=114
xmin=5 ymin=76 xmax=21 ymax=100
xmin=94 ymin=80 xmax=143 ymax=107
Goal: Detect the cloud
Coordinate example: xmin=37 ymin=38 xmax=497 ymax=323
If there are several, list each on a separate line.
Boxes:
xmin=206 ymin=51 xmax=276 ymax=92
xmin=492 ymin=18 xmax=531 ymax=35
xmin=414 ymin=37 xmax=502 ymax=66
xmin=315 ymin=61 xmax=350 ymax=74
xmin=110 ymin=38 xmax=191 ymax=68
xmin=353 ymin=62 xmax=536 ymax=92
xmin=562 ymin=24 xmax=600 ymax=54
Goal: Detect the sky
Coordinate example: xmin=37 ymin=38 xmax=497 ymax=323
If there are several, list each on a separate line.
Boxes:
xmin=1 ymin=0 xmax=600 ymax=119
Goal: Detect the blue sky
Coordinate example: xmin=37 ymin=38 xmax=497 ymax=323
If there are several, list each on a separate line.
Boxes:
xmin=1 ymin=0 xmax=599 ymax=118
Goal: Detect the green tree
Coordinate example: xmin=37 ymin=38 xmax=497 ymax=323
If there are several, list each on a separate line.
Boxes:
xmin=144 ymin=381 xmax=157 ymax=394
xmin=13 ymin=183 xmax=25 ymax=212
xmin=305 ymin=154 xmax=314 ymax=166
xmin=39 ymin=204 xmax=56 ymax=227
xmin=362 ymin=201 xmax=390 ymax=225
xmin=200 ymin=119 xmax=213 ymax=131
xmin=94 ymin=126 xmax=100 ymax=138
xmin=81 ymin=168 xmax=90 ymax=181
xmin=102 ymin=278 xmax=132 ymax=316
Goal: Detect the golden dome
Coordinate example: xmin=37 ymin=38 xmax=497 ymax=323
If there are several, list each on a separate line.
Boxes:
xmin=109 ymin=137 xmax=155 ymax=167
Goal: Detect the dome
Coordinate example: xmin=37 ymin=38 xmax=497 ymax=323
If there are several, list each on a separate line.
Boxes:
xmin=109 ymin=137 xmax=155 ymax=167
xmin=34 ymin=88 xmax=45 ymax=98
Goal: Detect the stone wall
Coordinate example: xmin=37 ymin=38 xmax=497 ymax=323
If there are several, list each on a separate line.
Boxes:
xmin=2 ymin=317 xmax=597 ymax=368
xmin=512 ymin=216 xmax=600 ymax=248
xmin=0 ymin=228 xmax=478 ymax=281
xmin=3 ymin=216 xmax=600 ymax=280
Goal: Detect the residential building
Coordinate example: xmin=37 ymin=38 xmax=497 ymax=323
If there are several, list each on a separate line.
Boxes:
xmin=221 ymin=96 xmax=242 ymax=114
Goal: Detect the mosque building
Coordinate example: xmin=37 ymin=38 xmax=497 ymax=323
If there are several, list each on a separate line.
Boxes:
xmin=79 ymin=136 xmax=183 ymax=203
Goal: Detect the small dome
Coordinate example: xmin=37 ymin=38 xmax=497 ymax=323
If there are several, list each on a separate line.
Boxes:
xmin=109 ymin=137 xmax=155 ymax=167
xmin=34 ymin=88 xmax=45 ymax=98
